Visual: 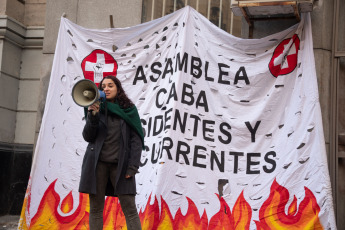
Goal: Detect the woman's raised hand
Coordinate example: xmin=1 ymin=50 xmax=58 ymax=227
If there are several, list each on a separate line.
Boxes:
xmin=88 ymin=101 xmax=100 ymax=115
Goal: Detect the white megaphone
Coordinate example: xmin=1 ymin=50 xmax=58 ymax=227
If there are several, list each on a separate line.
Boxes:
xmin=72 ymin=79 xmax=106 ymax=107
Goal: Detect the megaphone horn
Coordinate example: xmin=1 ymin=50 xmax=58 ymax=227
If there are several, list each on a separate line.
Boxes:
xmin=72 ymin=79 xmax=106 ymax=107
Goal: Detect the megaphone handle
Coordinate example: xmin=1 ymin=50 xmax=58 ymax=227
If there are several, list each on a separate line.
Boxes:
xmin=89 ymin=101 xmax=100 ymax=116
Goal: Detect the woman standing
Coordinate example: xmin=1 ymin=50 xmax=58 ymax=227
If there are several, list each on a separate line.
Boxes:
xmin=78 ymin=75 xmax=144 ymax=230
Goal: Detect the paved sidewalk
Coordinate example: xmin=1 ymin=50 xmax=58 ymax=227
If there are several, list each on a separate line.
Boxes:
xmin=0 ymin=216 xmax=19 ymax=230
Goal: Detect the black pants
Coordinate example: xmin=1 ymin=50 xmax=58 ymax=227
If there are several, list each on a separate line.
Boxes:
xmin=89 ymin=161 xmax=142 ymax=230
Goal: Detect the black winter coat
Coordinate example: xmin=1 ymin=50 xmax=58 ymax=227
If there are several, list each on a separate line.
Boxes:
xmin=78 ymin=111 xmax=142 ymax=196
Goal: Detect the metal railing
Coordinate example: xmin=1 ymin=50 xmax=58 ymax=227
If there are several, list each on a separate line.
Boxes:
xmin=142 ymin=0 xmax=242 ymax=36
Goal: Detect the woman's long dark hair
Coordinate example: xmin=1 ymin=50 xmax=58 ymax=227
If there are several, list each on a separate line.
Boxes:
xmin=98 ymin=75 xmax=134 ymax=109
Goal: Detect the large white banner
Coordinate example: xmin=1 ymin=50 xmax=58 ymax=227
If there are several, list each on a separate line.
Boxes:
xmin=20 ymin=6 xmax=336 ymax=230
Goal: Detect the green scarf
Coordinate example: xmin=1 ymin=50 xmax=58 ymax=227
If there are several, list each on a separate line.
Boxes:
xmin=84 ymin=101 xmax=145 ymax=149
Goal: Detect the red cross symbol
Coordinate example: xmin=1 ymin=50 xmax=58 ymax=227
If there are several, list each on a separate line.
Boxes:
xmin=268 ymin=34 xmax=300 ymax=78
xmin=81 ymin=49 xmax=118 ymax=86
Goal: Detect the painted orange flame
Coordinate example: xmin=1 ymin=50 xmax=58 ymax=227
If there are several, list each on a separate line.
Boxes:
xmin=157 ymin=196 xmax=174 ymax=229
xmin=19 ymin=179 xmax=324 ymax=230
xmin=139 ymin=194 xmax=160 ymax=229
xmin=18 ymin=177 xmax=32 ymax=229
xmin=174 ymin=197 xmax=208 ymax=229
xmin=231 ymin=192 xmax=252 ymax=229
xmin=103 ymin=197 xmax=126 ymax=230
xmin=209 ymin=192 xmax=252 ymax=230
xmin=28 ymin=179 xmax=89 ymax=229
xmin=255 ymin=179 xmax=323 ymax=230
xmin=138 ymin=193 xmax=251 ymax=230
xmin=61 ymin=191 xmax=74 ymax=214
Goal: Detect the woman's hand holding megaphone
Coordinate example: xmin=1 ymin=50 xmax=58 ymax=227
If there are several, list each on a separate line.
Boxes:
xmin=88 ymin=101 xmax=100 ymax=116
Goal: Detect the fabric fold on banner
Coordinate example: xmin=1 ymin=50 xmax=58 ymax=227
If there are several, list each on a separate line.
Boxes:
xmin=19 ymin=6 xmax=336 ymax=230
